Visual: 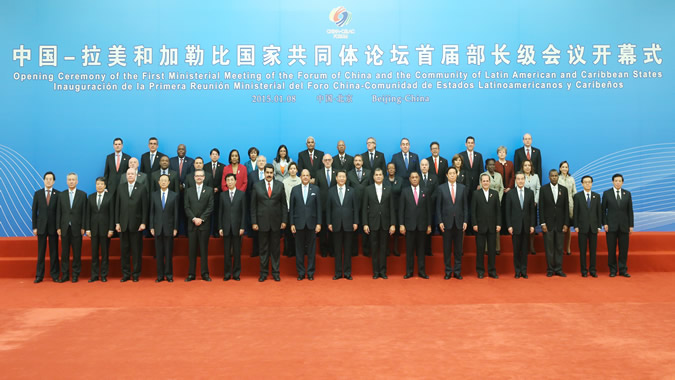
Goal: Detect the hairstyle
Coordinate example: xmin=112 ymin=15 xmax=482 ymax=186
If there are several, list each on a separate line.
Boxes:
xmin=549 ymin=168 xmax=559 ymax=175
xmin=497 ymin=145 xmax=507 ymax=154
xmin=452 ymin=154 xmax=464 ymax=167
xmin=558 ymin=160 xmax=569 ymax=175
xmin=210 ymin=148 xmax=220 ymax=156
xmin=247 ymin=147 xmax=259 ymax=157
xmin=194 ymin=169 xmax=205 ymax=176
xmin=288 ymin=162 xmax=298 ymax=171
xmin=274 ymin=144 xmax=289 ymax=163
xmin=612 ymin=173 xmax=624 ymax=181
xmin=373 ymin=168 xmax=384 ymax=175
xmin=66 ymin=172 xmax=78 ymax=179
xmin=95 ymin=176 xmax=106 ymax=184
xmin=485 ymin=158 xmax=495 ymax=166
xmin=581 ymin=175 xmax=593 ymax=183
xmin=263 ymin=163 xmax=274 ymax=172
xmin=465 ymin=136 xmax=475 ymax=143
xmin=158 ymin=174 xmax=170 ymax=181
xmin=228 ymin=149 xmax=240 ymax=164
xmin=367 ymin=137 xmax=376 ymax=144
xmin=224 ymin=173 xmax=236 ymax=181
xmin=429 ymin=141 xmax=440 ymax=149
xmin=148 ymin=137 xmax=158 ymax=143
xmin=521 ymin=159 xmax=533 ymax=173
xmin=335 ymin=170 xmax=347 ymax=177
xmin=113 ymin=137 xmax=123 ymax=144
xmin=480 ymin=173 xmax=490 ymax=181
xmin=43 ymin=171 xmax=55 ymax=181
xmin=400 ymin=137 xmax=410 ymax=144
xmin=353 ymin=154 xmax=363 ymax=161
xmin=446 ymin=166 xmax=457 ymax=175
xmin=194 ymin=156 xmax=204 ymax=164
xmin=515 ymin=171 xmax=525 ymax=178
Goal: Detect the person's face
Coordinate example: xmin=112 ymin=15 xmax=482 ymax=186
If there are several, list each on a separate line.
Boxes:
xmin=523 ymin=161 xmax=532 ymax=174
xmin=300 ymin=170 xmax=311 ymax=185
xmin=336 ymin=172 xmax=347 ymax=186
xmin=43 ymin=174 xmax=55 ymax=188
xmin=289 ymin=165 xmax=298 ymax=177
xmin=264 ymin=167 xmax=274 ymax=181
xmin=96 ymin=180 xmax=106 ymax=193
xmin=66 ymin=175 xmax=78 ymax=189
xmin=613 ymin=177 xmax=623 ymax=190
xmin=487 ymin=161 xmax=495 ymax=173
xmin=400 ymin=139 xmax=410 ymax=153
xmin=128 ymin=158 xmax=139 ymax=170
xmin=523 ymin=134 xmax=532 ymax=147
xmin=497 ymin=149 xmax=506 ymax=160
xmin=279 ymin=147 xmax=287 ymax=159
xmin=230 ymin=151 xmax=240 ymax=164
xmin=447 ymin=169 xmax=457 ymax=183
xmin=420 ymin=160 xmax=429 ymax=174
xmin=515 ymin=174 xmax=525 ymax=188
xmin=323 ymin=156 xmax=333 ymax=168
xmin=158 ymin=176 xmax=170 ymax=190
xmin=549 ymin=171 xmax=559 ymax=185
xmin=387 ymin=163 xmax=396 ymax=176
xmin=210 ymin=151 xmax=220 ymax=162
xmin=249 ymin=151 xmax=257 ymax=161
xmin=337 ymin=141 xmax=346 ymax=154
xmin=257 ymin=157 xmax=267 ymax=169
xmin=430 ymin=144 xmax=439 ymax=156
xmin=113 ymin=140 xmax=122 ymax=153
xmin=481 ymin=176 xmax=490 ymax=190
xmin=148 ymin=139 xmax=158 ymax=153
xmin=582 ymin=177 xmax=593 ymax=192
xmin=177 ymin=144 xmax=186 ymax=158
xmin=373 ymin=170 xmax=384 ymax=184
xmin=306 ymin=138 xmax=315 ymax=150
xmin=409 ymin=172 xmax=420 ymax=187
xmin=126 ymin=169 xmax=136 ymax=183
xmin=453 ymin=157 xmax=462 ymax=168
xmin=465 ymin=139 xmax=475 ymax=151
xmin=194 ymin=159 xmax=204 ymax=170
xmin=226 ymin=176 xmax=237 ymax=190
xmin=367 ymin=138 xmax=376 ymax=151
xmin=353 ymin=156 xmax=363 ymax=169
xmin=159 ymin=156 xmax=170 ymax=169
xmin=560 ymin=163 xmax=569 ymax=175
xmin=194 ymin=171 xmax=205 ymax=185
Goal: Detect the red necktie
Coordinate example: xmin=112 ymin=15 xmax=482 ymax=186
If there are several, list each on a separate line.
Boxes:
xmin=434 ymin=157 xmax=438 ymax=174
xmin=267 ymin=182 xmax=272 ymax=198
xmin=450 ymin=184 xmax=455 ymax=203
xmin=468 ymin=153 xmax=473 ymax=168
xmin=309 ymin=152 xmax=313 ymax=166
xmin=179 ymin=158 xmax=184 ymax=177
xmin=526 ymin=149 xmax=531 ymax=160
xmin=46 ymin=190 xmax=51 ymax=206
xmin=115 ymin=154 xmax=120 ymax=171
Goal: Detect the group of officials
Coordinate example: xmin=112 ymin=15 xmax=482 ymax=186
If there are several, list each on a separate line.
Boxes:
xmin=31 ymin=134 xmax=634 ymax=283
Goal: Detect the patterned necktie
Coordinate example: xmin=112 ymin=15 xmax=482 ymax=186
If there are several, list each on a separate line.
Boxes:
xmin=150 ymin=153 xmax=155 ymax=168
xmin=357 ymin=169 xmax=362 ymax=181
xmin=526 ymin=148 xmax=531 ymax=160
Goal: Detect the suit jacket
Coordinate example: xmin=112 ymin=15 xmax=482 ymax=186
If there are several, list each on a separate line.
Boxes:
xmin=151 ymin=170 xmax=181 ymax=194
xmin=514 ymin=146 xmax=542 ymax=184
xmin=315 ymin=166 xmax=337 ymax=211
xmin=390 ymin=151 xmax=421 ymax=183
xmin=504 ymin=187 xmax=536 ymax=234
xmin=332 ymin=153 xmax=354 ymax=173
xmin=185 ymin=170 xmax=214 ymax=189
xmin=361 ymin=184 xmax=395 ymax=231
xmin=207 ymin=161 xmax=226 ymax=188
xmin=119 ymin=171 xmax=150 ymax=199
xmin=361 ymin=150 xmax=386 ymax=173
xmin=250 ymin=180 xmax=288 ymax=231
xmin=399 ymin=185 xmax=432 ymax=231
xmin=297 ymin=149 xmax=324 ymax=178
xmin=115 ymin=182 xmax=149 ymax=232
xmin=573 ymin=191 xmax=602 ymax=234
xmin=458 ymin=151 xmax=484 ymax=191
xmin=222 ymin=164 xmax=248 ymax=192
xmin=32 ymin=188 xmax=59 ymax=234
xmin=347 ymin=167 xmax=372 ymax=202
xmin=602 ymin=188 xmax=634 ymax=233
xmin=326 ymin=185 xmax=359 ymax=231
xmin=419 ymin=173 xmax=438 ymax=200
xmin=169 ymin=156 xmax=194 ymax=184
xmin=55 ymin=189 xmax=87 ymax=235
xmin=184 ymin=185 xmax=214 ymax=231
xmin=149 ymin=190 xmax=179 ymax=236
xmin=426 ymin=155 xmax=449 ymax=184
xmin=104 ymin=152 xmax=131 ymax=192
xmin=140 ymin=151 xmax=166 ymax=175
xmin=436 ymin=182 xmax=469 ymax=230
xmin=538 ymin=184 xmax=570 ymax=231
xmin=289 ymin=184 xmax=322 ymax=230
xmin=471 ymin=189 xmax=501 ymax=233
xmin=85 ymin=191 xmax=114 ymax=236
xmin=219 ymin=189 xmax=247 ymax=236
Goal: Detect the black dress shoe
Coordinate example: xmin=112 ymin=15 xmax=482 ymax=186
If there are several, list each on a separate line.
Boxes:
xmin=582 ymin=273 xmax=588 ymax=278
xmin=167 ymin=278 xmax=174 ymax=282
xmin=372 ymin=275 xmax=379 ymax=279
xmin=590 ymin=272 xmax=598 ymax=278
xmin=88 ymin=277 xmax=98 ymax=283
xmin=488 ymin=274 xmax=499 ymax=279
xmin=609 ymin=273 xmax=617 ymax=277
xmin=419 ymin=274 xmax=429 ymax=279
xmin=546 ymin=272 xmax=553 ymax=277
xmin=72 ymin=277 xmax=78 ymax=283
xmin=132 ymin=277 xmax=139 ymax=282
xmin=202 ymin=275 xmax=213 ymax=282
xmin=333 ymin=275 xmax=341 ymax=280
xmin=120 ymin=276 xmax=130 ymax=283
xmin=444 ymin=274 xmax=451 ymax=280
xmin=477 ymin=273 xmax=484 ymax=279
xmin=393 ymin=250 xmax=401 ymax=257
xmin=223 ymin=276 xmax=231 ymax=281
xmin=307 ymin=275 xmax=314 ymax=281
xmin=404 ymin=273 xmax=413 ymax=279
xmin=234 ymin=276 xmax=240 ymax=281
xmin=101 ymin=277 xmax=107 ymax=282
xmin=345 ymin=275 xmax=353 ymax=280
xmin=34 ymin=278 xmax=43 ymax=283
xmin=258 ymin=275 xmax=267 ymax=282
xmin=273 ymin=275 xmax=281 ymax=282
xmin=455 ymin=274 xmax=463 ymax=280
xmin=620 ymin=273 xmax=631 ymax=278
xmin=185 ymin=276 xmax=195 ymax=282
xmin=566 ymin=251 xmax=572 ymax=256
xmin=59 ymin=277 xmax=69 ymax=283
xmin=556 ymin=272 xmax=567 ymax=278
xmin=521 ymin=274 xmax=528 ymax=279
xmin=155 ymin=278 xmax=164 ymax=283
xmin=515 ymin=273 xmax=521 ymax=279
xmin=298 ymin=276 xmax=304 ymax=281
xmin=530 ymin=250 xmax=536 ymax=255
xmin=381 ymin=274 xmax=388 ymax=279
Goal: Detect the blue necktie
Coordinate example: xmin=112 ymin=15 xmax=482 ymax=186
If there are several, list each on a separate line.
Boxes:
xmin=404 ymin=154 xmax=409 ymax=170
xmin=162 ymin=192 xmax=166 ymax=209
xmin=303 ymin=186 xmax=308 ymax=204
xmin=326 ymin=170 xmax=331 ymax=186
xmin=586 ymin=193 xmax=591 ymax=208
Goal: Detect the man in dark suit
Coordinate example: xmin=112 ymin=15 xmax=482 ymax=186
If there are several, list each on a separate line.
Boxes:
xmin=348 ymin=154 xmax=372 ymax=257
xmin=251 ymin=164 xmax=288 ymax=282
xmin=85 ymin=177 xmax=114 ymax=282
xmin=297 ymin=136 xmax=324 ymax=181
xmin=246 ymin=155 xmax=267 ymax=258
xmin=458 ymin=136 xmax=484 ymax=193
xmin=151 ymin=156 xmax=180 ymax=194
xmin=471 ymin=173 xmax=502 ymax=279
xmin=390 ymin=138 xmax=421 ymax=186
xmin=289 ymin=169 xmax=322 ymax=280
xmin=32 ymin=171 xmax=60 ymax=283
xmin=427 ymin=141 xmax=449 ymax=184
xmin=332 ymin=140 xmax=354 ymax=173
xmin=169 ymin=143 xmax=195 ymax=185
xmin=362 ymin=168 xmax=395 ymax=279
xmin=602 ymin=173 xmax=634 ymax=278
xmin=185 ymin=157 xmax=214 ymax=189
xmin=56 ymin=173 xmax=87 ymax=283
xmin=103 ymin=137 xmax=130 ymax=199
xmin=119 ymin=157 xmax=150 ymax=199
xmin=149 ymin=174 xmax=179 ymax=282
xmin=115 ymin=169 xmax=149 ymax=282
xmin=399 ymin=171 xmax=432 ymax=279
xmin=437 ymin=167 xmax=469 ymax=279
xmin=419 ymin=159 xmax=438 ymax=256
xmin=184 ymin=169 xmax=214 ymax=282
xmin=140 ymin=136 xmax=165 ymax=175
xmin=219 ymin=173 xmax=247 ymax=281
xmin=315 ymin=154 xmax=336 ymax=257
xmin=574 ymin=175 xmax=602 ymax=278
xmin=513 ymin=133 xmax=543 ymax=184
xmin=505 ymin=172 xmax=536 ymax=279
xmin=326 ymin=170 xmax=359 ymax=280
xmin=361 ymin=136 xmax=387 ymax=173
xmin=539 ymin=169 xmax=570 ymax=277
xmin=208 ymin=148 xmax=226 ymax=237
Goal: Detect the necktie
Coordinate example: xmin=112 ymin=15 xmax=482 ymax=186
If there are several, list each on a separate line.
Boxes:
xmin=259 ymin=171 xmax=263 ymax=180
xmin=46 ymin=190 xmax=51 ymax=206
xmin=150 ymin=153 xmax=155 ymax=168
xmin=519 ymin=189 xmax=524 ymax=209
xmin=162 ymin=169 xmax=167 ymax=175
xmin=267 ymin=182 xmax=272 ymax=198
xmin=326 ymin=170 xmax=331 ymax=186
xmin=434 ymin=157 xmax=438 ymax=174
xmin=161 ymin=192 xmax=166 ymax=209
xmin=179 ymin=158 xmax=184 ymax=177
xmin=404 ymin=153 xmax=409 ymax=170
xmin=586 ymin=193 xmax=591 ymax=208
xmin=309 ymin=152 xmax=313 ymax=166
xmin=69 ymin=191 xmax=74 ymax=208
xmin=339 ymin=187 xmax=344 ymax=205
xmin=129 ymin=185 xmax=133 ymax=197
xmin=230 ymin=191 xmax=234 ymax=201
xmin=357 ymin=169 xmax=362 ymax=181
xmin=468 ymin=153 xmax=473 ymax=168
xmin=451 ymin=184 xmax=456 ymax=203
xmin=424 ymin=174 xmax=427 ymax=183
xmin=212 ymin=163 xmax=216 ymax=177
xmin=97 ymin=193 xmax=102 ymax=210
xmin=340 ymin=155 xmax=345 ymax=165
xmin=116 ymin=154 xmax=120 ymax=171
xmin=616 ymin=190 xmax=621 ymax=205
xmin=526 ymin=148 xmax=531 ymax=160
xmin=413 ymin=187 xmax=418 ymax=205
xmin=370 ymin=153 xmax=374 ymax=167
xmin=303 ymin=186 xmax=308 ymax=204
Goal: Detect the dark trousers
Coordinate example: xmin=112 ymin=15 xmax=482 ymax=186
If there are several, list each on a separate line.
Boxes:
xmin=154 ymin=234 xmax=174 ymax=279
xmin=60 ymin=227 xmax=82 ymax=278
xmin=188 ymin=229 xmax=210 ymax=277
xmin=544 ymin=230 xmax=564 ymax=273
xmin=442 ymin=225 xmax=463 ymax=276
xmin=512 ymin=230 xmax=530 ymax=275
xmin=90 ymin=234 xmax=110 ymax=278
xmin=606 ymin=231 xmax=629 ymax=274
xmin=405 ymin=230 xmax=426 ymax=275
xmin=223 ymin=233 xmax=242 ymax=278
xmin=319 ymin=220 xmax=332 ymax=257
xmin=36 ymin=233 xmax=59 ymax=280
xmin=259 ymin=229 xmax=281 ymax=276
xmin=369 ymin=229 xmax=388 ymax=276
xmin=295 ymin=228 xmax=317 ymax=277
xmin=475 ymin=231 xmax=496 ymax=276
xmin=332 ymin=230 xmax=353 ymax=276
xmin=284 ymin=226 xmax=296 ymax=257
xmin=388 ymin=231 xmax=400 ymax=255
xmin=578 ymin=232 xmax=598 ymax=275
xmin=120 ymin=230 xmax=143 ymax=278
xmin=352 ymin=226 xmax=369 ymax=256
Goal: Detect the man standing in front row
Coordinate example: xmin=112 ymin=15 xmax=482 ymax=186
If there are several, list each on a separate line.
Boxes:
xmin=539 ymin=169 xmax=569 ymax=278
xmin=56 ymin=173 xmax=87 ymax=283
xmin=399 ymin=171 xmax=432 ymax=279
xmin=251 ymin=164 xmax=287 ymax=282
xmin=326 ymin=170 xmax=359 ymax=280
xmin=219 ymin=173 xmax=246 ymax=281
xmin=362 ymin=168 xmax=395 ymax=279
xmin=574 ymin=175 xmax=602 ymax=278
xmin=437 ymin=167 xmax=468 ymax=280
xmin=289 ymin=169 xmax=322 ymax=281
xmin=602 ymin=173 xmax=634 ymax=278
xmin=505 ymin=172 xmax=536 ymax=279
xmin=150 ymin=174 xmax=179 ymax=283
xmin=32 ymin=172 xmax=59 ymax=283
xmin=116 ymin=169 xmax=148 ymax=282
xmin=471 ymin=173 xmax=501 ymax=279
xmin=184 ymin=169 xmax=214 ymax=282
xmin=85 ymin=177 xmax=114 ymax=283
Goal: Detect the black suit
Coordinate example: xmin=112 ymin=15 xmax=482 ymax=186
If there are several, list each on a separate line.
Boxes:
xmin=185 ymin=170 xmax=214 ymax=189
xmin=362 ymin=150 xmax=386 ymax=173
xmin=208 ymin=161 xmax=226 ymax=237
xmin=458 ymin=151 xmax=484 ymax=192
xmin=289 ymin=184 xmax=322 ymax=277
xmin=151 ymin=170 xmax=181 ymax=194
xmin=602 ymin=187 xmax=634 ymax=275
xmin=140 ymin=151 xmax=166 ymax=175
xmin=539 ymin=184 xmax=570 ymax=274
xmin=32 ymin=188 xmax=60 ymax=281
xmin=250 ymin=180 xmax=288 ymax=277
xmin=574 ymin=191 xmax=602 ymax=276
xmin=149 ymin=190 xmax=179 ymax=280
xmin=348 ymin=167 xmax=372 ymax=256
xmin=86 ymin=191 xmax=114 ymax=279
xmin=116 ymin=182 xmax=149 ymax=279
xmin=169 ymin=156 xmax=194 ymax=184
xmin=420 ymin=172 xmax=438 ymax=256
xmin=104 ymin=152 xmax=130 ymax=197
xmin=471 ymin=189 xmax=501 ymax=277
xmin=426 ymin=155 xmax=449 ymax=184
xmin=399 ymin=185 xmax=432 ymax=276
xmin=184 ymin=185 xmax=214 ymax=278
xmin=362 ymin=184 xmax=395 ymax=276
xmin=505 ymin=187 xmax=536 ymax=276
xmin=513 ymin=146 xmax=543 ymax=184
xmin=436 ymin=182 xmax=469 ymax=277
xmin=56 ymin=189 xmax=87 ymax=279
xmin=297 ymin=149 xmax=324 ymax=178
xmin=315 ymin=166 xmax=337 ymax=256
xmin=332 ymin=153 xmax=354 ymax=173
xmin=326 ymin=185 xmax=359 ymax=277
xmin=219 ymin=189 xmax=246 ymax=278
xmin=390 ymin=151 xmax=421 ymax=185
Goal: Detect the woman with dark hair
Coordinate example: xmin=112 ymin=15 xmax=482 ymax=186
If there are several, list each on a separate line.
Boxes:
xmin=244 ymin=147 xmax=259 ymax=174
xmin=522 ymin=159 xmax=541 ymax=255
xmin=558 ymin=161 xmax=576 ymax=256
xmin=222 ymin=149 xmax=248 ymax=192
xmin=273 ymin=144 xmax=293 ymax=182
xmin=282 ymin=162 xmax=301 ymax=257
xmin=452 ymin=154 xmax=467 ymax=187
